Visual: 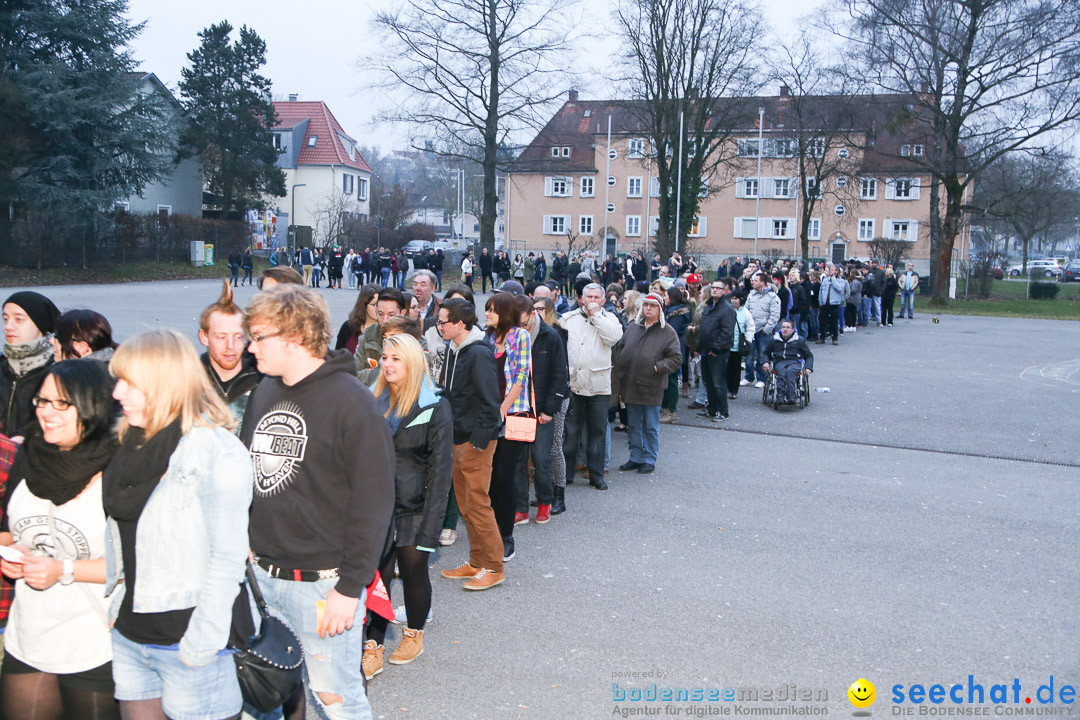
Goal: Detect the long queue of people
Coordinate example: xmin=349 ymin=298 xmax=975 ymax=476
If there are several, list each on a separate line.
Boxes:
xmin=0 ymin=251 xmax=912 ymax=720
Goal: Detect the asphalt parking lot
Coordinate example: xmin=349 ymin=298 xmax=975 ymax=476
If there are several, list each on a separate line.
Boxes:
xmin=5 ymin=279 xmax=1078 ymax=719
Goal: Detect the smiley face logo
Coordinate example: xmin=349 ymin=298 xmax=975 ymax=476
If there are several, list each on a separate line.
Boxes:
xmin=848 ymin=678 xmax=876 ymax=708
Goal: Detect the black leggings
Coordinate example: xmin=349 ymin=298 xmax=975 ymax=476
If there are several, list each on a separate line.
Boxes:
xmin=366 ymin=544 xmax=432 ymax=645
xmin=882 ymin=292 xmax=896 ymax=324
xmin=489 ymin=438 xmax=526 ymax=539
xmin=726 ymin=351 xmax=743 ymax=395
xmin=0 ymin=668 xmax=119 ymax=720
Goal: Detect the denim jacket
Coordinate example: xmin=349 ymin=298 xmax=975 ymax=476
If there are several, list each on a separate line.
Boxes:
xmin=104 ymin=425 xmax=253 ymax=667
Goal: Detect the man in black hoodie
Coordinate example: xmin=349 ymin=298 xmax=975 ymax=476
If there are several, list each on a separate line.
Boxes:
xmin=436 ymin=298 xmax=505 ymax=591
xmin=241 ymin=285 xmax=395 ymax=718
xmin=198 ymin=280 xmax=262 ymax=432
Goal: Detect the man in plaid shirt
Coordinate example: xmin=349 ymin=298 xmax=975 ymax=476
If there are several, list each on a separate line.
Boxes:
xmin=0 ymin=433 xmax=19 ymax=640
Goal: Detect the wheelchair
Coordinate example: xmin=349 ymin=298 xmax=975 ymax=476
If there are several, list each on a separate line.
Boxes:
xmin=761 ymin=361 xmax=811 ymax=410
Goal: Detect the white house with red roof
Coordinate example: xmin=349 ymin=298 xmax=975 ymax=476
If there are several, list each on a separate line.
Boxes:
xmin=270 ymin=97 xmax=372 ymax=248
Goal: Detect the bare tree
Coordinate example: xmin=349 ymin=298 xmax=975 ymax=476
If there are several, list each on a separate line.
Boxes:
xmin=614 ymin=0 xmax=765 ymax=257
xmin=312 ymin=189 xmax=365 ymax=248
xmin=866 ymin=237 xmax=910 ymax=269
xmin=839 ymin=0 xmax=1080 ymax=303
xmin=369 ymin=0 xmax=578 ymax=256
xmin=768 ymin=30 xmax=864 ymax=260
xmin=973 ymin=152 xmax=1080 ymax=273
xmin=559 ymin=230 xmax=599 ymax=258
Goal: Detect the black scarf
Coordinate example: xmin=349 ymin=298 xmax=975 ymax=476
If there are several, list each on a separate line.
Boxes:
xmin=9 ymin=419 xmax=117 ymax=506
xmin=102 ymin=418 xmax=183 ymax=522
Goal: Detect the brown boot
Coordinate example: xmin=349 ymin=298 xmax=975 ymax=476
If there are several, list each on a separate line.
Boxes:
xmin=362 ymin=640 xmax=384 ymax=679
xmin=389 ymin=628 xmax=424 ymax=665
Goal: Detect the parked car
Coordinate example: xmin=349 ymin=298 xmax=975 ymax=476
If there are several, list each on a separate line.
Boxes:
xmin=1061 ymin=261 xmax=1080 ymax=282
xmin=1007 ymin=260 xmax=1062 ymax=278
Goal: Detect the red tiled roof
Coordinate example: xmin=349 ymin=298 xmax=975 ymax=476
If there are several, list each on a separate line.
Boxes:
xmin=272 ymin=101 xmax=373 ymax=173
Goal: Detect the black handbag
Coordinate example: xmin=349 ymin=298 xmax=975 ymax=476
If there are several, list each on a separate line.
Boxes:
xmin=737 ymin=329 xmax=751 ymax=357
xmin=231 ymin=562 xmax=305 ymax=712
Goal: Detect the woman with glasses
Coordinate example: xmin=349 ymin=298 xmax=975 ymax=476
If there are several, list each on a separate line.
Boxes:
xmin=336 ymin=284 xmax=380 ymax=354
xmin=1 ymin=360 xmax=120 ymax=719
xmin=104 ymin=330 xmax=252 ymax=720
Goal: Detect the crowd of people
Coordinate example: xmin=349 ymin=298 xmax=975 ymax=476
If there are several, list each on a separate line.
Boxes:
xmin=0 ymin=249 xmax=918 ymax=720
xmin=281 ymin=246 xmax=448 ymax=293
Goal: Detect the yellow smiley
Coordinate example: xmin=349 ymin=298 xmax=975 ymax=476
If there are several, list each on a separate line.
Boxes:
xmin=848 ymin=678 xmax=876 ymax=708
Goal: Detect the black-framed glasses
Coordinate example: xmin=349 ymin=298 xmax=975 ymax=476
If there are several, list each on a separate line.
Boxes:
xmin=435 ymin=319 xmax=452 ymax=327
xmin=248 ymin=331 xmax=282 ymax=344
xmin=32 ymin=395 xmax=74 ymax=411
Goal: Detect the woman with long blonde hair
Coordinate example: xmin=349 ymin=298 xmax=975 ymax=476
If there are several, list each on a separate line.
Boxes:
xmin=104 ymin=330 xmax=253 ymax=720
xmin=362 ymin=334 xmax=452 ymax=681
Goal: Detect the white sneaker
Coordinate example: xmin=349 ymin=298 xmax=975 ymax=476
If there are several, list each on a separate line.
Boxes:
xmin=438 ymin=528 xmax=457 ymax=546
xmin=754 ymin=381 xmax=765 ymax=389
xmin=392 ymin=605 xmax=433 ymax=625
xmin=739 ymin=379 xmax=751 ymax=387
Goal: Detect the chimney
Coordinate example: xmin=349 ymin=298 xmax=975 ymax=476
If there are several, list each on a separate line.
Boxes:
xmin=288 ymin=93 xmax=299 ymax=102
xmin=779 ymin=85 xmax=791 ymax=97
xmin=568 ymin=89 xmax=579 ymax=103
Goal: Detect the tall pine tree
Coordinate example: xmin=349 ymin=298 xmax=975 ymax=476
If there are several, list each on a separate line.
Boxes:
xmin=179 ymin=22 xmax=285 ymax=219
xmin=0 ymin=0 xmax=173 ymax=261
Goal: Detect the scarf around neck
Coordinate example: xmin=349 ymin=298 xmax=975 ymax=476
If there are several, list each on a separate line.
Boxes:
xmin=102 ymin=418 xmax=184 ymax=522
xmin=4 ymin=336 xmax=54 ymax=377
xmin=11 ymin=419 xmax=118 ymax=506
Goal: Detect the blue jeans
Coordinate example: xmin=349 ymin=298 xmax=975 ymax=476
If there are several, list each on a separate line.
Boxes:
xmin=744 ymin=332 xmax=770 ymax=383
xmin=229 ymin=263 xmax=240 ymax=286
xmin=380 ymin=268 xmax=391 ymax=287
xmin=253 ymin=565 xmax=372 ymax=720
xmin=515 ymin=413 xmax=556 ymax=508
xmin=625 ymin=404 xmax=660 ymax=464
xmin=859 ymin=297 xmax=872 ymax=325
xmin=111 ymin=630 xmax=242 ymax=720
xmin=872 ymin=296 xmax=882 ymax=321
xmin=789 ymin=312 xmax=803 ymax=339
xmin=563 ymin=393 xmax=609 ymax=483
xmin=808 ymin=308 xmax=820 ymax=339
xmin=434 ymin=270 xmax=442 ymax=290
xmin=900 ymin=290 xmax=915 ymax=317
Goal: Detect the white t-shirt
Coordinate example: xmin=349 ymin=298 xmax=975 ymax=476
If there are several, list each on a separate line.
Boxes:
xmin=5 ymin=476 xmax=113 ymax=674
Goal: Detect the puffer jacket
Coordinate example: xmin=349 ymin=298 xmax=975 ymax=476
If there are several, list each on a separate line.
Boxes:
xmin=745 ymin=286 xmax=780 ymax=336
xmin=558 ymin=307 xmax=624 ymax=397
xmin=764 ymin=330 xmax=814 ymax=371
xmin=614 ymin=316 xmax=682 ymax=406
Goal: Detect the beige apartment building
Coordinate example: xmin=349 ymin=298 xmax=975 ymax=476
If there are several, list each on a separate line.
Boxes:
xmin=507 ymin=90 xmax=963 ymax=273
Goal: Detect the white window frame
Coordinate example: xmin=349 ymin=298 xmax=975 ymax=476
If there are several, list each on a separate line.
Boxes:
xmin=357 ymin=178 xmax=368 ymax=200
xmin=894 ymin=178 xmax=913 ymax=199
xmin=888 ymin=219 xmax=917 ymax=241
xmin=738 ymin=139 xmax=760 ymax=158
xmin=551 ymin=147 xmax=560 ymax=158
xmin=773 ymin=178 xmax=791 ymax=198
xmin=342 ymin=174 xmax=353 ymax=195
xmin=579 ymin=215 xmax=594 ymax=236
xmin=626 ymin=215 xmax=642 ymax=237
xmin=115 ymin=201 xmax=130 ymax=212
xmin=860 ymin=177 xmax=877 ymax=200
xmin=808 ymin=218 xmax=821 ymax=240
xmin=913 ymin=144 xmax=924 ymax=157
xmin=627 ymin=176 xmax=643 ymax=198
xmin=580 ymin=176 xmax=595 ymax=197
xmin=649 ymin=216 xmax=659 ymax=237
xmin=649 ymin=177 xmax=660 ymax=198
xmin=545 ymin=176 xmax=572 ymax=198
xmin=806 ymin=137 xmax=826 ymax=158
xmin=157 ymin=205 xmax=172 ymax=217
xmin=900 ymin=144 xmax=911 ymax=157
xmin=561 ymin=146 xmax=571 ymax=157
xmin=628 ymin=138 xmax=645 ymax=159
xmin=886 ymin=177 xmax=921 ymax=200
xmin=806 ymin=177 xmax=823 ymax=199
xmin=740 ymin=177 xmax=759 ymax=198
xmin=544 ymin=214 xmax=570 ymax=235
xmin=307 ymin=136 xmax=317 ymax=147
xmin=858 ymin=218 xmax=876 ymax=241
xmin=772 ymin=219 xmax=789 ymax=239
xmin=687 ymin=217 xmax=707 ymax=237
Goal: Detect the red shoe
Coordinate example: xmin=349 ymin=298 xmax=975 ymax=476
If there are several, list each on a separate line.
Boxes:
xmin=535 ymin=504 xmax=551 ymax=524
xmin=514 ymin=511 xmax=529 ymax=526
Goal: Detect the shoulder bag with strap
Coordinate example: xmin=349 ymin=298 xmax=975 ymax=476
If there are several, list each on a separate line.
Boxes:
xmin=503 ymin=373 xmax=538 ymax=443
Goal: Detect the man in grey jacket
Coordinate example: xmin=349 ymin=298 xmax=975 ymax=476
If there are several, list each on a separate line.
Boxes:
xmin=742 ymin=273 xmax=780 ymax=388
xmin=816 ymin=264 xmax=849 ymax=346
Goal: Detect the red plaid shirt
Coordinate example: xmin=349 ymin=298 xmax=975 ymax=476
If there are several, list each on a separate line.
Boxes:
xmin=0 ymin=433 xmax=18 ymax=627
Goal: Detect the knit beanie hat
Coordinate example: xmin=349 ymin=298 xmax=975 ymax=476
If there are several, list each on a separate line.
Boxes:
xmin=3 ymin=291 xmax=61 ymax=335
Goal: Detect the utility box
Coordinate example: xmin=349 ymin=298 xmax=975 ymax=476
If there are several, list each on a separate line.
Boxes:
xmin=190 ymin=240 xmax=205 ymax=267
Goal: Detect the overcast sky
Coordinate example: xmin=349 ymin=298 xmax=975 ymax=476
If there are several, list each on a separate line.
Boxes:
xmin=125 ymin=0 xmax=815 ymax=154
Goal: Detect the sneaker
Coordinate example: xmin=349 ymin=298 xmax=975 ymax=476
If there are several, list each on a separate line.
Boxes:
xmin=739 ymin=379 xmax=751 ymax=387
xmin=514 ymin=511 xmax=529 ymax=526
xmin=887 ymin=323 xmax=894 ymax=327
xmin=441 ymin=562 xmax=480 ymax=580
xmin=389 ymin=628 xmax=424 ymax=665
xmin=832 ymin=339 xmax=839 ymax=345
xmin=362 ymin=640 xmax=384 ymax=680
xmin=392 ymin=605 xmax=433 ymax=625
xmin=754 ymin=381 xmax=765 ymax=389
xmin=463 ymin=568 xmax=505 ymax=591
xmin=696 ymin=411 xmax=715 ymax=418
xmin=659 ymin=409 xmax=677 ymax=424
xmin=619 ymin=460 xmax=642 ymax=471
xmin=636 ymin=464 xmax=655 ymax=474
xmin=712 ymin=415 xmax=729 ymax=422
xmin=502 ymin=536 xmax=515 ymax=562
xmin=687 ymin=401 xmax=706 ymax=410
xmin=535 ymin=504 xmax=551 ymax=524
xmin=438 ymin=528 xmax=457 ymax=546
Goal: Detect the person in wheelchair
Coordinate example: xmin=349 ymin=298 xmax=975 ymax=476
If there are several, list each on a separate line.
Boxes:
xmin=762 ymin=319 xmax=814 ymax=405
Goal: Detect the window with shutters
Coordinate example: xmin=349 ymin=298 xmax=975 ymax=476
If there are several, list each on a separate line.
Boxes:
xmin=738 ymin=139 xmax=760 ymax=158
xmin=627 ymin=177 xmax=643 ymax=198
xmin=894 ymin=179 xmax=913 ymax=199
xmin=545 ymin=176 xmax=572 ymax=197
xmin=580 ymin=177 xmax=595 ymax=197
xmin=742 ymin=178 xmax=759 ymax=198
xmin=649 ymin=177 xmax=660 ymax=198
xmin=626 ymin=215 xmax=641 ymax=237
xmin=649 ymin=216 xmax=659 ymax=237
xmin=579 ymin=215 xmax=594 ymax=235
xmin=808 ymin=218 xmax=821 ymax=240
xmin=774 ymin=178 xmax=790 ymax=198
xmin=891 ymin=220 xmax=910 ymax=240
xmin=860 ymin=178 xmax=877 ymax=200
xmin=772 ymin=219 xmax=789 ymax=238
xmin=628 ymin=139 xmax=645 ymax=158
xmin=543 ymin=215 xmax=569 ymax=234
xmin=688 ymin=217 xmax=707 ymax=237
xmin=858 ymin=219 xmax=875 ymax=241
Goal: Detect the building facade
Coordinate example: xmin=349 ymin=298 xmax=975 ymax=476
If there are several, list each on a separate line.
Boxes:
xmin=270 ymin=98 xmax=373 ymax=248
xmin=508 ymin=90 xmax=964 ymax=273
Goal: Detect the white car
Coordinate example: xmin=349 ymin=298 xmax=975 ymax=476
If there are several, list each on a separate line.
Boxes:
xmin=1007 ymin=260 xmax=1062 ymax=278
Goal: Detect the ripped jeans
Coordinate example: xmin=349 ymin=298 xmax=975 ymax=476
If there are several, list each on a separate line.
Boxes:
xmin=252 ymin=564 xmax=372 ymax=720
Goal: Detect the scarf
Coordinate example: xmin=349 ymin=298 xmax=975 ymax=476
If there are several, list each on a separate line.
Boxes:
xmin=102 ymin=418 xmax=184 ymax=522
xmin=3 ymin=336 xmax=54 ymax=377
xmin=11 ymin=419 xmax=118 ymax=506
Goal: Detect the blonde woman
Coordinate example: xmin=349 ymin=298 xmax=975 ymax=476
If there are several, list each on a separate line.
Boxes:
xmin=362 ymin=334 xmax=452 ymax=680
xmin=105 ymin=330 xmax=253 ymax=720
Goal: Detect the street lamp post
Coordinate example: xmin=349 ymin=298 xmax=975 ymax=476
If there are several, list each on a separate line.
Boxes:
xmin=290 ymin=183 xmax=307 ymax=259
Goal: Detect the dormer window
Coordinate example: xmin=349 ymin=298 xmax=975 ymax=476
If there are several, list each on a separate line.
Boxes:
xmin=308 ymin=136 xmax=317 ymax=147
xmin=551 ymin=147 xmax=560 ymax=157
xmin=913 ymin=144 xmax=924 ymax=156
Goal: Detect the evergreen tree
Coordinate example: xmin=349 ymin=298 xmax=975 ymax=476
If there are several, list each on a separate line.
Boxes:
xmin=179 ymin=21 xmax=285 ymax=219
xmin=0 ymin=0 xmax=173 ymax=259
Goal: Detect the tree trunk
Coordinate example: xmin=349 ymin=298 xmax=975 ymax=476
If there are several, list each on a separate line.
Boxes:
xmin=932 ymin=181 xmax=964 ymax=302
xmin=478 ymin=0 xmax=499 ymax=258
